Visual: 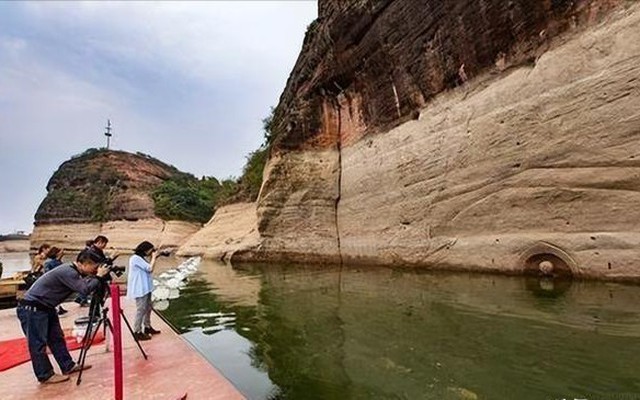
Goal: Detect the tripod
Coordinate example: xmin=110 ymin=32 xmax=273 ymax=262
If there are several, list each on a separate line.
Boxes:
xmin=75 ymin=282 xmax=148 ymax=385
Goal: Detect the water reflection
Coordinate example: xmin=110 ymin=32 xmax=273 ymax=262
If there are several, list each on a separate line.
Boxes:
xmin=525 ymin=277 xmax=573 ymax=299
xmin=158 ymin=259 xmax=640 ymax=400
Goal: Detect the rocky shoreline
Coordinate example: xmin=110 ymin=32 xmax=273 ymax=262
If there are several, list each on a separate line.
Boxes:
xmin=31 ymin=219 xmax=200 ymax=253
xmin=0 ymin=239 xmax=29 ymax=253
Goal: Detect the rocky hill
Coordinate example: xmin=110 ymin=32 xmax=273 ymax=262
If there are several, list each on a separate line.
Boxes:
xmin=197 ymin=0 xmax=640 ymax=280
xmin=32 ymin=149 xmax=201 ymax=251
xmin=36 ymin=148 xmax=184 ymax=224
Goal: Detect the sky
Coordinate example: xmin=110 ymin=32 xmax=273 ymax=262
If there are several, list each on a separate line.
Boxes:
xmin=0 ymin=1 xmax=317 ymax=234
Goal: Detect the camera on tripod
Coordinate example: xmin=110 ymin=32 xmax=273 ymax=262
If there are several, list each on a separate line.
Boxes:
xmin=100 ymin=257 xmax=126 ymax=278
xmin=106 ymin=264 xmax=126 ymax=277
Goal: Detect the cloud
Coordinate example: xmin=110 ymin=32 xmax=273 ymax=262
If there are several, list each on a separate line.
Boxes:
xmin=0 ymin=1 xmax=317 ymax=233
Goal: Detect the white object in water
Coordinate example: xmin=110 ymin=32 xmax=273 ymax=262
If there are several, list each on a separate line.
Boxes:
xmin=165 ymin=278 xmax=181 ymax=289
xmin=154 ymin=300 xmax=169 ymax=311
xmin=153 ymin=285 xmax=170 ymax=301
xmin=168 ymin=288 xmax=180 ymax=299
xmin=158 ymin=272 xmax=172 ymax=280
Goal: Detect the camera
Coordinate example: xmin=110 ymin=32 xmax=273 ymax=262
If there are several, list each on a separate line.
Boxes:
xmin=156 ymin=249 xmax=171 ymax=257
xmin=98 ymin=255 xmax=126 ymax=278
xmin=107 ymin=265 xmax=126 ymax=277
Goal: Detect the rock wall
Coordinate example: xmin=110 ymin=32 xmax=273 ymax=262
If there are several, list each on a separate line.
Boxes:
xmin=177 ymin=202 xmax=260 ymax=260
xmin=31 ymin=219 xmax=199 ymax=253
xmin=338 ymin=4 xmax=640 ymax=278
xmin=248 ymin=1 xmax=640 ymax=279
xmin=256 ymin=151 xmax=342 ymax=263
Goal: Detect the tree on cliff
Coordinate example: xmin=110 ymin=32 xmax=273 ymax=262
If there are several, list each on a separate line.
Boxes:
xmin=153 ymin=107 xmax=274 ymax=216
xmin=152 ymin=175 xmax=223 ymax=223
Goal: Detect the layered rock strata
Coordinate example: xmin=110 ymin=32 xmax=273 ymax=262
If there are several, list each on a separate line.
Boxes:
xmin=177 ymin=202 xmax=260 ymax=260
xmin=247 ymin=1 xmax=640 ymax=279
xmin=31 ymin=220 xmax=199 ymax=253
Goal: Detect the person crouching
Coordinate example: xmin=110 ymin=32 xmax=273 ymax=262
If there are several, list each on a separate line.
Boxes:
xmin=127 ymin=241 xmax=161 ymax=341
xmin=16 ymin=249 xmax=109 ymax=384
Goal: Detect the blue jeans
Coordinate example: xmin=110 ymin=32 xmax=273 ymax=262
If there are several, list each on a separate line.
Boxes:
xmin=16 ymin=304 xmax=76 ymax=381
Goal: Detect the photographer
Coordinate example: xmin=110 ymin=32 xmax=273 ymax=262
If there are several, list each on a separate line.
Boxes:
xmin=87 ymin=235 xmax=118 ymax=265
xmin=16 ymin=249 xmax=109 ymax=384
xmin=43 ymin=247 xmax=68 ymax=316
xmin=76 ymin=236 xmax=117 ymax=307
xmin=127 ymin=241 xmax=161 ymax=341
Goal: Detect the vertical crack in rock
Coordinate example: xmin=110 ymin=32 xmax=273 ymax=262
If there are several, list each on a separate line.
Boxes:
xmin=334 ymin=96 xmax=344 ymax=265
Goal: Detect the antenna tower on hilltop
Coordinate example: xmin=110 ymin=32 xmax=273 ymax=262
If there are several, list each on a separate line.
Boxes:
xmin=104 ymin=119 xmax=113 ymax=149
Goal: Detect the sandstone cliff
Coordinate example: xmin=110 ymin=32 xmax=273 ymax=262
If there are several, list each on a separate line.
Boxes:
xmin=32 ymin=149 xmax=200 ymax=251
xmin=177 ymin=202 xmax=260 ymax=260
xmin=244 ymin=0 xmax=640 ymax=280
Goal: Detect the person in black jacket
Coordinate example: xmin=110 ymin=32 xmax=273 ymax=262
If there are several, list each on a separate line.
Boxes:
xmin=75 ymin=236 xmax=117 ymax=306
xmin=86 ymin=236 xmax=116 ymax=264
xmin=17 ymin=249 xmax=109 ymax=384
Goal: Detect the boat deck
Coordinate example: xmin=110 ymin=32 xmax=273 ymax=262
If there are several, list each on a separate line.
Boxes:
xmin=0 ymin=296 xmax=245 ymax=400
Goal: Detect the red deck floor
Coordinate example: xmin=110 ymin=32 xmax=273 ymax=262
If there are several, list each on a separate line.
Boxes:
xmin=0 ymin=298 xmax=245 ymax=400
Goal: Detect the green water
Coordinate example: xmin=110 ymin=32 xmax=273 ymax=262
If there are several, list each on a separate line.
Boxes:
xmin=157 ymin=261 xmax=640 ymax=400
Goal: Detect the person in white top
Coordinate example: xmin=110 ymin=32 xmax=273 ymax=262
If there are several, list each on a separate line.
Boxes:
xmin=127 ymin=241 xmax=161 ymax=341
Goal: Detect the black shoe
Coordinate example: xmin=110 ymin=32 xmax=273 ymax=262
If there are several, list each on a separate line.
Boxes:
xmin=144 ymin=327 xmax=161 ymax=335
xmin=134 ymin=332 xmax=152 ymax=341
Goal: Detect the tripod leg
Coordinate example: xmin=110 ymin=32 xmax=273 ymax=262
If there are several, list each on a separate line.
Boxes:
xmin=76 ymin=317 xmax=103 ymax=385
xmin=104 ymin=310 xmax=111 ymax=353
xmin=120 ymin=310 xmax=148 ymax=360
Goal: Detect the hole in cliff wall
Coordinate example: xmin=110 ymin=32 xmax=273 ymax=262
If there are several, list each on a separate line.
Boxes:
xmin=520 ymin=242 xmax=577 ymax=298
xmin=520 ymin=242 xmax=577 ymax=279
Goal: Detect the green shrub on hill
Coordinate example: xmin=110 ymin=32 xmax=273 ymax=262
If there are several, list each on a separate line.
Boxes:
xmin=152 ymin=175 xmax=223 ymax=223
xmin=234 ymin=146 xmax=268 ymax=203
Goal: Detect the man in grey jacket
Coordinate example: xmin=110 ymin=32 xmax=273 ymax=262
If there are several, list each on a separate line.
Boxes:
xmin=16 ymin=249 xmax=109 ymax=384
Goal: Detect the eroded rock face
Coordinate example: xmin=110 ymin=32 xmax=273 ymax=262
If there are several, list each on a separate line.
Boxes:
xmin=177 ymin=202 xmax=260 ymax=260
xmin=271 ymin=0 xmax=621 ymax=151
xmin=253 ymin=0 xmax=640 ymax=279
xmin=35 ymin=149 xmax=181 ymax=224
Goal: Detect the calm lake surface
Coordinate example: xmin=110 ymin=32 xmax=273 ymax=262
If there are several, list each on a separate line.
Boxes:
xmin=156 ymin=259 xmax=640 ymax=400
xmin=0 ymin=251 xmax=30 ymax=277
